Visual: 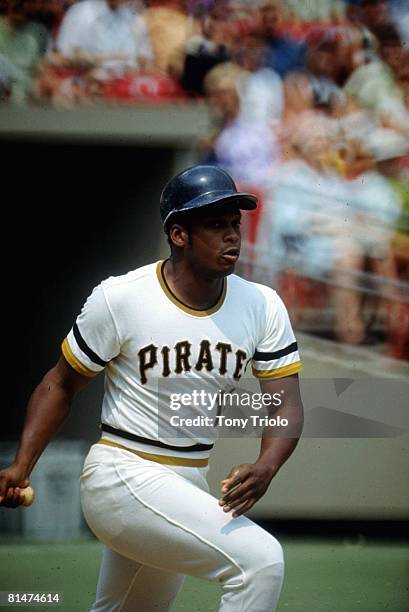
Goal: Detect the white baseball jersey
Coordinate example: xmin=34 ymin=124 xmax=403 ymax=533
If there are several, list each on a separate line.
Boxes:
xmin=62 ymin=261 xmax=302 ymax=458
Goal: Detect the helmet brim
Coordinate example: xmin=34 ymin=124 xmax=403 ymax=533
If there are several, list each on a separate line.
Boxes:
xmin=163 ymin=191 xmax=258 ymax=227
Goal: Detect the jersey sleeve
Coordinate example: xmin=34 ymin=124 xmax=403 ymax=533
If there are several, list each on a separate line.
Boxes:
xmin=61 ymin=284 xmax=120 ymax=377
xmin=252 ymin=292 xmax=302 ymax=379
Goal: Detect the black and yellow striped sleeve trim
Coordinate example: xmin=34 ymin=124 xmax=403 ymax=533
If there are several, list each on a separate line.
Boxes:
xmin=73 ymin=323 xmax=108 ymax=367
xmin=252 ymin=361 xmax=302 ymax=379
xmin=61 ymin=338 xmax=99 ymax=378
xmin=253 ymin=342 xmax=298 ymax=362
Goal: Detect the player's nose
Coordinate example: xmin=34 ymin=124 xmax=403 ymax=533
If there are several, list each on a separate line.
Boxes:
xmin=224 ymin=224 xmax=241 ymax=243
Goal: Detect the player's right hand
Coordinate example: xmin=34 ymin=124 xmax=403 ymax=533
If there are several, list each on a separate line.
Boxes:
xmin=0 ymin=464 xmax=30 ymax=508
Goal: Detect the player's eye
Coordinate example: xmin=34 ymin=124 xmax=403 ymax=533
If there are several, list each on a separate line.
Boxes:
xmin=206 ymin=220 xmax=222 ymax=229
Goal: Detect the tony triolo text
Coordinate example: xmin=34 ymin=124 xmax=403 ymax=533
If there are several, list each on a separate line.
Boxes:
xmin=169 ymin=415 xmax=289 ymax=428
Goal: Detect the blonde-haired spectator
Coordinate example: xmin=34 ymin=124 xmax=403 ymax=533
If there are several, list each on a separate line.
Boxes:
xmin=144 ymin=0 xmax=201 ymax=76
xmin=203 ymin=59 xmax=281 ymax=251
xmin=203 ymin=60 xmax=245 ymax=122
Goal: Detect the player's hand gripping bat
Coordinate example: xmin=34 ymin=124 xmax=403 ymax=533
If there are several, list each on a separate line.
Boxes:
xmin=0 ymin=486 xmax=35 ymax=507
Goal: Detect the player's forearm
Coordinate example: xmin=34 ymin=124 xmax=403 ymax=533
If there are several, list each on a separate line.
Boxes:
xmin=256 ymin=400 xmax=304 ymax=478
xmin=13 ymin=373 xmax=73 ymax=476
xmin=256 ymin=434 xmax=301 ymax=480
xmin=256 ymin=374 xmax=304 ymax=478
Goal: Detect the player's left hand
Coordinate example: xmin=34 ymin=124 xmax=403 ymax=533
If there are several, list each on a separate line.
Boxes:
xmin=0 ymin=463 xmax=30 ymax=508
xmin=219 ymin=463 xmax=274 ymax=518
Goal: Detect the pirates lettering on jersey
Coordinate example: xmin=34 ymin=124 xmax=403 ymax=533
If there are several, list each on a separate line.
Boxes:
xmin=233 ymin=349 xmax=247 ymax=380
xmin=215 ymin=343 xmax=232 ymax=375
xmin=195 ymin=340 xmax=213 ymax=372
xmin=138 ymin=340 xmax=248 ymax=385
xmin=138 ymin=344 xmax=157 ymax=385
xmin=175 ymin=341 xmax=192 ymax=374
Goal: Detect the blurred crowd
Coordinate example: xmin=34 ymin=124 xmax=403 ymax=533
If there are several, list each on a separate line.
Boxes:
xmin=1 ymin=0 xmax=408 ymax=354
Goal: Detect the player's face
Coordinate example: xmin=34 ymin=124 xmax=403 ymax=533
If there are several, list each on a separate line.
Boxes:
xmin=185 ymin=207 xmax=242 ymax=277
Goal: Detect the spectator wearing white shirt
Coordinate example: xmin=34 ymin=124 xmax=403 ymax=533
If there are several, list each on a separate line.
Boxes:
xmin=55 ymin=0 xmax=152 ymax=71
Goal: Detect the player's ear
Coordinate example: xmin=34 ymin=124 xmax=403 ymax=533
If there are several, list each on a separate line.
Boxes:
xmin=169 ymin=223 xmax=189 ymax=248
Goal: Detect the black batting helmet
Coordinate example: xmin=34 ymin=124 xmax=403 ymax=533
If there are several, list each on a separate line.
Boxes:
xmin=160 ymin=165 xmax=258 ymax=230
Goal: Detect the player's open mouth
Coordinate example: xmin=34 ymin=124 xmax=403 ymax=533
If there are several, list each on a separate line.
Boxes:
xmin=221 ymin=248 xmax=240 ymax=263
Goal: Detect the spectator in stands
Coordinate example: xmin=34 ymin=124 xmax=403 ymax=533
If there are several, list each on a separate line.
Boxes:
xmin=35 ymin=0 xmax=152 ymax=105
xmin=339 ymin=133 xmax=405 ymax=344
xmin=345 ymin=0 xmax=363 ymax=23
xmin=372 ymin=134 xmax=409 ymax=279
xmin=25 ymin=0 xmax=72 ymax=38
xmin=233 ymin=31 xmax=283 ymax=125
xmin=144 ymin=0 xmax=200 ymax=76
xmin=257 ymin=114 xmax=353 ymax=281
xmin=282 ymin=27 xmax=351 ymax=122
xmin=359 ymin=0 xmax=391 ymax=36
xmin=180 ymin=1 xmax=232 ymax=96
xmin=345 ymin=135 xmax=403 ymax=260
xmin=343 ymin=22 xmax=408 ymax=131
xmin=259 ymin=0 xmax=306 ymax=78
xmin=282 ymin=71 xmax=316 ymax=125
xmin=55 ymin=0 xmax=152 ymax=71
xmin=258 ymin=112 xmax=403 ymax=344
xmin=376 ymin=25 xmax=409 ymax=122
xmin=0 ymin=0 xmax=51 ymax=103
xmin=203 ymin=60 xmax=281 ymax=184
xmin=201 ymin=60 xmax=246 ymax=158
xmin=377 ymin=24 xmax=407 ymax=82
xmin=203 ymin=59 xmax=281 ymax=245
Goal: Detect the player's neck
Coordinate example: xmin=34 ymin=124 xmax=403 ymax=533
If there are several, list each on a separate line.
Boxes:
xmin=163 ymin=259 xmax=225 ymax=310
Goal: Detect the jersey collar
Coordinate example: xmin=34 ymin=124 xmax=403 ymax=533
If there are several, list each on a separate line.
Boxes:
xmin=156 ymin=260 xmax=227 ymax=317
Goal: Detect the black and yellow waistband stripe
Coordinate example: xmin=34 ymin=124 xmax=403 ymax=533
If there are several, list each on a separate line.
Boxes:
xmin=97 ymin=438 xmax=209 ymax=467
xmin=62 ymin=338 xmax=99 ymax=377
xmin=73 ymin=323 xmax=108 ymax=367
xmin=157 ymin=260 xmax=227 ymax=317
xmin=253 ymin=342 xmax=298 ymax=361
xmin=252 ymin=361 xmax=302 ymax=379
xmin=101 ymin=422 xmax=214 ymax=452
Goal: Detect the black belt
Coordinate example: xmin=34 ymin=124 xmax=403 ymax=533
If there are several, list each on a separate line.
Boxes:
xmin=100 ymin=423 xmax=214 ymax=452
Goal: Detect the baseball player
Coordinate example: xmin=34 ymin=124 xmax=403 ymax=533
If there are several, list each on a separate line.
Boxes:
xmin=0 ymin=165 xmax=304 ymax=612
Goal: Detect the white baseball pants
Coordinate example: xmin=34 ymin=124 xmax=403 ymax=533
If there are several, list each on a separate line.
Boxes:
xmin=80 ymin=444 xmax=284 ymax=612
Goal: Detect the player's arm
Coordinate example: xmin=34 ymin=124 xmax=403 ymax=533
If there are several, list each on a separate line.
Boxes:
xmin=0 ymin=356 xmax=93 ymax=507
xmin=219 ymin=373 xmax=303 ymax=518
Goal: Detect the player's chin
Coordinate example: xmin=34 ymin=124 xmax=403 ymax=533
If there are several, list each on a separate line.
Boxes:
xmin=204 ymin=255 xmax=239 ymax=278
xmin=218 ymin=254 xmax=239 ymax=274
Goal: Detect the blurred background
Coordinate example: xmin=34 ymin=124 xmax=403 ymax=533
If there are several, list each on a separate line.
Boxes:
xmin=0 ymin=1 xmax=408 ymax=610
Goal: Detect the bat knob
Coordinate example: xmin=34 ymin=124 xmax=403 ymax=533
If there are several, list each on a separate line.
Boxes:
xmin=20 ymin=486 xmax=35 ymax=507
